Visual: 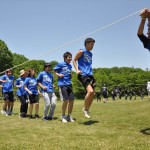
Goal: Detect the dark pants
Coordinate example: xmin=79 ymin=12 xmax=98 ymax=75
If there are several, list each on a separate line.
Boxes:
xmin=18 ymin=95 xmax=28 ymax=115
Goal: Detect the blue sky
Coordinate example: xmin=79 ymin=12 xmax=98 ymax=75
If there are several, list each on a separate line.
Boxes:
xmin=0 ymin=0 xmax=150 ymax=70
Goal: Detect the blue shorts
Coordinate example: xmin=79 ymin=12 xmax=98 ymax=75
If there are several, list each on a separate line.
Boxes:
xmin=59 ymin=85 xmax=74 ymax=101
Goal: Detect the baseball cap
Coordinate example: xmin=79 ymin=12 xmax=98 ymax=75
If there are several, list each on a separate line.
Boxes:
xmin=20 ymin=70 xmax=25 ymax=76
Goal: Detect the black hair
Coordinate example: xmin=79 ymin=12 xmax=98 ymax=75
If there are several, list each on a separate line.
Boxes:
xmin=5 ymin=68 xmax=12 ymax=74
xmin=84 ymin=38 xmax=95 ymax=46
xmin=43 ymin=63 xmax=51 ymax=70
xmin=63 ymin=52 xmax=72 ymax=61
xmin=27 ymin=68 xmax=35 ymax=77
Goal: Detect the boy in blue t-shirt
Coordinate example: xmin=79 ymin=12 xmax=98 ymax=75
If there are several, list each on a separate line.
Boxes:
xmin=137 ymin=8 xmax=150 ymax=51
xmin=0 ymin=69 xmax=14 ymax=116
xmin=37 ymin=63 xmax=57 ymax=121
xmin=73 ymin=38 xmax=96 ymax=119
xmin=54 ymin=52 xmax=75 ymax=123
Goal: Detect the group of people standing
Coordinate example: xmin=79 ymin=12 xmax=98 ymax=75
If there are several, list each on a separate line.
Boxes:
xmin=0 ymin=8 xmax=149 ymax=122
xmin=96 ymin=87 xmax=145 ymax=102
xmin=0 ymin=38 xmax=96 ymax=122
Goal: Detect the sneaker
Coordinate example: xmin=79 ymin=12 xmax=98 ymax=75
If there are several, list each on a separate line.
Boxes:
xmin=29 ymin=115 xmax=33 ymax=119
xmin=67 ymin=115 xmax=75 ymax=122
xmin=19 ymin=113 xmax=26 ymax=118
xmin=42 ymin=117 xmax=48 ymax=121
xmin=62 ymin=116 xmax=68 ymax=123
xmin=47 ymin=116 xmax=53 ymax=120
xmin=26 ymin=99 xmax=30 ymax=103
xmin=7 ymin=111 xmax=14 ymax=116
xmin=1 ymin=110 xmax=5 ymax=115
xmin=3 ymin=111 xmax=8 ymax=116
xmin=35 ymin=114 xmax=40 ymax=118
xmin=82 ymin=108 xmax=91 ymax=119
xmin=1 ymin=110 xmax=8 ymax=116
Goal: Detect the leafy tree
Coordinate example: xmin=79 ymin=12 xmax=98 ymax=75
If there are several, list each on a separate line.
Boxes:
xmin=0 ymin=40 xmax=13 ymax=73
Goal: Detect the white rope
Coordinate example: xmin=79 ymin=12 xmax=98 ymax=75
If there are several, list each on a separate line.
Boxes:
xmin=0 ymin=9 xmax=142 ymax=75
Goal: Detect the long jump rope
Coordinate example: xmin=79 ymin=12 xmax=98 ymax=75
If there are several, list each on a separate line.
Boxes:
xmin=0 ymin=9 xmax=142 ymax=75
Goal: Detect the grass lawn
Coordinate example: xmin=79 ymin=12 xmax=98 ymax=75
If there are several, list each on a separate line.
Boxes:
xmin=0 ymin=97 xmax=150 ymax=150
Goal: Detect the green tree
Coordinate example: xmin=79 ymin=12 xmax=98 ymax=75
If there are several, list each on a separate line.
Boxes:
xmin=0 ymin=40 xmax=13 ymax=73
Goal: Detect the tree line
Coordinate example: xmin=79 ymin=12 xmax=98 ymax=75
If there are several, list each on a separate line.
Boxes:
xmin=0 ymin=39 xmax=150 ymax=99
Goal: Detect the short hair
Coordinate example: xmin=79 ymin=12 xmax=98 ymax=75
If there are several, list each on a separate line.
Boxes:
xmin=84 ymin=38 xmax=95 ymax=46
xmin=63 ymin=52 xmax=72 ymax=60
xmin=27 ymin=68 xmax=35 ymax=77
xmin=43 ymin=63 xmax=51 ymax=70
xmin=5 ymin=68 xmax=12 ymax=74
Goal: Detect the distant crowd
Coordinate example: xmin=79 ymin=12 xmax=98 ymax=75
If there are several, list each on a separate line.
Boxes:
xmin=96 ymin=86 xmax=149 ymax=103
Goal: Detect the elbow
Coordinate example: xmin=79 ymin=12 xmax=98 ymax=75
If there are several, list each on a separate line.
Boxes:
xmin=72 ymin=59 xmax=76 ymax=65
xmin=137 ymin=33 xmax=141 ymax=36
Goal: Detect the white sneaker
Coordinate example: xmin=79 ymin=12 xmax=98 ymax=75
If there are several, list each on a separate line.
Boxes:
xmin=4 ymin=111 xmax=8 ymax=116
xmin=62 ymin=116 xmax=68 ymax=123
xmin=82 ymin=108 xmax=91 ymax=119
xmin=1 ymin=110 xmax=5 ymax=115
xmin=68 ymin=115 xmax=75 ymax=122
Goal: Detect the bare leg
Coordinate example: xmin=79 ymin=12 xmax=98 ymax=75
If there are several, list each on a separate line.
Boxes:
xmin=35 ymin=103 xmax=39 ymax=115
xmin=29 ymin=104 xmax=33 ymax=115
xmin=84 ymin=85 xmax=94 ymax=111
xmin=3 ymin=101 xmax=8 ymax=111
xmin=62 ymin=100 xmax=69 ymax=116
xmin=68 ymin=100 xmax=74 ymax=115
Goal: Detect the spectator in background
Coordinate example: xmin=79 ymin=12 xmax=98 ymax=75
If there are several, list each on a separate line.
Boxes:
xmin=124 ymin=89 xmax=128 ymax=100
xmin=132 ymin=90 xmax=137 ymax=100
xmin=140 ymin=90 xmax=144 ymax=100
xmin=111 ymin=89 xmax=116 ymax=101
xmin=102 ymin=86 xmax=108 ymax=103
xmin=96 ymin=91 xmax=101 ymax=102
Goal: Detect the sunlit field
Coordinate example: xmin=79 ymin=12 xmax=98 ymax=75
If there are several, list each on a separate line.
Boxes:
xmin=0 ymin=97 xmax=150 ymax=150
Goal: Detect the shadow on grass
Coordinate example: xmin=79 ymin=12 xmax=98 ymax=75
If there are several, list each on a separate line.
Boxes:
xmin=140 ymin=128 xmax=150 ymax=135
xmin=80 ymin=120 xmax=99 ymax=125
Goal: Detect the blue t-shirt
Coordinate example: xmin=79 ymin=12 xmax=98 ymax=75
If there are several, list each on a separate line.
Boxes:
xmin=37 ymin=71 xmax=54 ymax=93
xmin=53 ymin=62 xmax=72 ymax=86
xmin=16 ymin=77 xmax=28 ymax=96
xmin=78 ymin=48 xmax=93 ymax=76
xmin=24 ymin=77 xmax=38 ymax=95
xmin=0 ymin=75 xmax=14 ymax=92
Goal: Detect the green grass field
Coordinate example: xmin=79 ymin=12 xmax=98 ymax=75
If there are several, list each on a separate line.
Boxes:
xmin=0 ymin=97 xmax=150 ymax=150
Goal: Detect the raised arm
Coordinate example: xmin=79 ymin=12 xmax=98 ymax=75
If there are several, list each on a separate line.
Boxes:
xmin=138 ymin=8 xmax=150 ymax=35
xmin=137 ymin=18 xmax=146 ymax=35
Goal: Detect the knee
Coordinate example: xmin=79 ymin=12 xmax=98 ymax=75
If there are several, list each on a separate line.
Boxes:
xmin=46 ymin=103 xmax=50 ymax=107
xmin=88 ymin=91 xmax=94 ymax=96
xmin=52 ymin=102 xmax=56 ymax=107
